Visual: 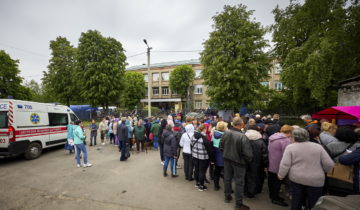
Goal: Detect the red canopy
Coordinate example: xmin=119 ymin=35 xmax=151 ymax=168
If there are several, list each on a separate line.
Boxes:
xmin=312 ymin=106 xmax=360 ymax=121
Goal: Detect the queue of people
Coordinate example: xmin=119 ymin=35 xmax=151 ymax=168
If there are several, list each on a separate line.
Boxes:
xmin=65 ymin=112 xmax=360 ymax=210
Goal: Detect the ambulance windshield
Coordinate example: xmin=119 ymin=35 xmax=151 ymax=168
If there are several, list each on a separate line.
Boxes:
xmin=0 ymin=111 xmax=7 ymax=129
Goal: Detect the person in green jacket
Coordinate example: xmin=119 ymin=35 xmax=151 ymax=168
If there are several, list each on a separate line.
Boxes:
xmin=134 ymin=119 xmax=146 ymax=152
xmin=74 ymin=120 xmax=92 ymax=168
xmin=151 ymin=120 xmax=160 ymax=150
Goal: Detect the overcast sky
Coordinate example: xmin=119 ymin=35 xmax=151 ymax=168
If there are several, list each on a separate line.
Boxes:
xmin=0 ymin=0 xmax=292 ymax=83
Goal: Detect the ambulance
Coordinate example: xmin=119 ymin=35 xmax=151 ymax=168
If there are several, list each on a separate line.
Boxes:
xmin=0 ymin=99 xmax=79 ymax=159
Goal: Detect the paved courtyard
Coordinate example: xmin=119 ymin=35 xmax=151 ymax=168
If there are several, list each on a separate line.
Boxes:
xmin=0 ymin=136 xmax=289 ymax=210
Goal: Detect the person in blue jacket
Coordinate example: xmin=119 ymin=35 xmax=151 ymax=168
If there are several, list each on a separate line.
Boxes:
xmin=339 ymin=147 xmax=360 ymax=194
xmin=65 ymin=121 xmax=75 ymax=154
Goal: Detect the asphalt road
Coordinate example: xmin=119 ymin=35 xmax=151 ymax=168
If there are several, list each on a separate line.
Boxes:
xmin=0 ymin=135 xmax=290 ymax=210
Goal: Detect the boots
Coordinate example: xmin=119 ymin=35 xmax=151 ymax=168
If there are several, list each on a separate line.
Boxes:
xmin=163 ymin=170 xmax=168 ymax=177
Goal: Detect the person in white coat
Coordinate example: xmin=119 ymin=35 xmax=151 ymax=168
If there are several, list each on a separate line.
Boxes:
xmin=180 ymin=122 xmax=195 ymax=181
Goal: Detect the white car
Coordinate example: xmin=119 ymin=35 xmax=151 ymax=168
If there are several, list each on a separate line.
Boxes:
xmin=0 ymin=99 xmax=79 ymax=159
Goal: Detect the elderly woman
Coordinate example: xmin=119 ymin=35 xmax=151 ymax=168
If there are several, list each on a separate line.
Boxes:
xmin=278 ymin=128 xmax=334 ymax=210
xmin=319 ymin=122 xmax=338 ymax=146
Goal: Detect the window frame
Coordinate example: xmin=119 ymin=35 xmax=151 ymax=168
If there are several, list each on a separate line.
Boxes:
xmin=152 ymin=87 xmax=159 ymax=95
xmin=162 ymin=87 xmax=169 ymax=95
xmin=161 ymin=72 xmax=169 ymax=81
xmin=48 ymin=113 xmax=69 ymax=127
xmin=152 ymin=73 xmax=159 ymax=82
xmin=194 ymin=85 xmax=203 ymax=95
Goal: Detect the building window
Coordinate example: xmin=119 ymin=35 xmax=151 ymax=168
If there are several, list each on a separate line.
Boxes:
xmin=144 ymin=74 xmax=148 ymax=82
xmin=145 ymin=87 xmax=148 ymax=96
xmin=161 ymin=72 xmax=169 ymax=81
xmin=194 ymin=100 xmax=202 ymax=109
xmin=260 ymin=81 xmax=269 ymax=87
xmin=195 ymin=69 xmax=202 ymax=79
xmin=274 ymin=63 xmax=282 ymax=74
xmin=162 ymin=87 xmax=169 ymax=95
xmin=152 ymin=73 xmax=159 ymax=82
xmin=152 ymin=87 xmax=159 ymax=95
xmin=194 ymin=85 xmax=203 ymax=94
xmin=275 ymin=81 xmax=283 ymax=90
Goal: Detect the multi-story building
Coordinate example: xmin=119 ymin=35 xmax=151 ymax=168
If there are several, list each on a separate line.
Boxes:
xmin=126 ymin=59 xmax=283 ymax=112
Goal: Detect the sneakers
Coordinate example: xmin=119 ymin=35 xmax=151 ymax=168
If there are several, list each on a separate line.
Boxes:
xmin=176 ymin=165 xmax=181 ymax=169
xmin=102 ymin=143 xmax=105 ymax=146
xmin=161 ymin=161 xmax=164 ymax=165
xmin=195 ymin=183 xmax=200 ymax=188
xmin=171 ymin=174 xmax=178 ymax=178
xmin=77 ymin=164 xmax=81 ymax=168
xmin=83 ymin=163 xmax=93 ymax=168
xmin=198 ymin=185 xmax=208 ymax=192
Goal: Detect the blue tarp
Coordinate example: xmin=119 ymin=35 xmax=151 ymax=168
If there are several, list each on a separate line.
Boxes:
xmin=69 ymin=105 xmax=98 ymax=121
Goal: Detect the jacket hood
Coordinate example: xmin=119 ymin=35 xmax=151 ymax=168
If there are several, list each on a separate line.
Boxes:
xmin=194 ymin=131 xmax=203 ymax=139
xmin=245 ymin=129 xmax=262 ymax=140
xmin=213 ymin=130 xmax=224 ymax=139
xmin=269 ymin=132 xmax=289 ymax=142
xmin=162 ymin=129 xmax=172 ymax=138
xmin=185 ymin=124 xmax=195 ymax=133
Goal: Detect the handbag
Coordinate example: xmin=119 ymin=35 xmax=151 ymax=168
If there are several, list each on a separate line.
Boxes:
xmin=327 ymin=163 xmax=353 ymax=183
xmin=149 ymin=132 xmax=154 ymax=141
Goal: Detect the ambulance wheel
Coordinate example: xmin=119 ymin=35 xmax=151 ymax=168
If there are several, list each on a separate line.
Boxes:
xmin=24 ymin=142 xmax=42 ymax=160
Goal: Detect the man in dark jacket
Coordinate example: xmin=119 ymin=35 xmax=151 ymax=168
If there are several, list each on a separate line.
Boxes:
xmin=339 ymin=147 xmax=360 ymax=194
xmin=162 ymin=125 xmax=178 ymax=177
xmin=220 ymin=117 xmax=253 ymax=210
xmin=118 ymin=117 xmax=129 ymax=161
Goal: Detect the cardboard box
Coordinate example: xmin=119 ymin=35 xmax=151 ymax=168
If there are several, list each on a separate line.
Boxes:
xmin=327 ymin=163 xmax=354 ymax=183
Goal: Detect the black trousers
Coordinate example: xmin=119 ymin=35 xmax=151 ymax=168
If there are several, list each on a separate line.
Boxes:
xmin=183 ymin=153 xmax=193 ymax=180
xmin=193 ymin=157 xmax=208 ymax=186
xmin=213 ymin=165 xmax=224 ymax=188
xmin=224 ymin=160 xmax=246 ymax=207
xmin=268 ymin=171 xmax=283 ymax=201
xmin=110 ymin=133 xmax=115 ymax=144
xmin=291 ymin=181 xmax=323 ymax=210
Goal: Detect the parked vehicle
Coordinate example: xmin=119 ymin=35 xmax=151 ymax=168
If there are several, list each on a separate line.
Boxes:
xmin=0 ymin=99 xmax=79 ymax=159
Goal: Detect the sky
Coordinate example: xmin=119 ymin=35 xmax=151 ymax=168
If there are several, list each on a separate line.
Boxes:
xmin=0 ymin=0 xmax=292 ymax=83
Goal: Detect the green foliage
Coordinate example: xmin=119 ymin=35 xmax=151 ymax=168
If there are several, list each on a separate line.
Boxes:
xmin=77 ymin=30 xmax=126 ymax=109
xmin=43 ymin=37 xmax=77 ymax=106
xmin=121 ymin=71 xmax=146 ymax=109
xmin=24 ymin=79 xmax=44 ymax=102
xmin=0 ymin=50 xmax=31 ymax=100
xmin=200 ymin=4 xmax=271 ymax=110
xmin=272 ymin=0 xmax=360 ymax=107
xmin=169 ymin=65 xmax=195 ymax=98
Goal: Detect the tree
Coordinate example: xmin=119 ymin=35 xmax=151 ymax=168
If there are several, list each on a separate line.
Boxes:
xmin=200 ymin=5 xmax=271 ymax=110
xmin=43 ymin=37 xmax=77 ymax=106
xmin=77 ymin=30 xmax=126 ymax=110
xmin=0 ymin=50 xmax=31 ymax=100
xmin=24 ymin=79 xmax=44 ymax=102
xmin=169 ymin=65 xmax=195 ymax=112
xmin=271 ymin=0 xmax=360 ymax=108
xmin=121 ymin=71 xmax=146 ymax=110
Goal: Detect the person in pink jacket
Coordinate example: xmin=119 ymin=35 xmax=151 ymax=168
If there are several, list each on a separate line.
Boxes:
xmin=267 ymin=125 xmax=294 ymax=207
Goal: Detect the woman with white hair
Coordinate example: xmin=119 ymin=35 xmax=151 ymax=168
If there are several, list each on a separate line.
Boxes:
xmin=278 ymin=128 xmax=334 ymax=210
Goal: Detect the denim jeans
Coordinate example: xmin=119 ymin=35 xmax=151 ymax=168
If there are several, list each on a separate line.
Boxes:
xmin=164 ymin=156 xmax=176 ymax=175
xmin=224 ymin=160 xmax=246 ymax=207
xmin=119 ymin=141 xmax=126 ymax=161
xmin=159 ymin=144 xmax=164 ymax=161
xmin=90 ymin=135 xmax=97 ymax=145
xmin=153 ymin=136 xmax=159 ymax=149
xmin=75 ymin=144 xmax=88 ymax=165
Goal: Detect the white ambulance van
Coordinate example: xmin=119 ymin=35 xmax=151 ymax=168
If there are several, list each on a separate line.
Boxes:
xmin=0 ymin=99 xmax=79 ymax=159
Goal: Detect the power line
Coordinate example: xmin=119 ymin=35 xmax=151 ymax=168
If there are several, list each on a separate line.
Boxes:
xmin=153 ymin=50 xmax=202 ymax=53
xmin=0 ymin=42 xmax=48 ymax=58
xmin=126 ymin=52 xmax=146 ymax=58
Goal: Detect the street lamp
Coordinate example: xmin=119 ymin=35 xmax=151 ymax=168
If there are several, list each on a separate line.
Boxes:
xmin=143 ymin=39 xmax=152 ymax=117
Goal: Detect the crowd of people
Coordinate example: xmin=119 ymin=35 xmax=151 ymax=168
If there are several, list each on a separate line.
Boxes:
xmin=64 ymin=112 xmax=360 ymax=210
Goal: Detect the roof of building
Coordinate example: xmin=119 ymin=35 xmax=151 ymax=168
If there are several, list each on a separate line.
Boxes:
xmin=338 ymin=75 xmax=360 ymax=85
xmin=126 ymin=59 xmax=201 ymax=71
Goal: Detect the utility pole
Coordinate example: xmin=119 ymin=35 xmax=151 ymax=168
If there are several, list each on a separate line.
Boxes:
xmin=143 ymin=39 xmax=152 ymax=117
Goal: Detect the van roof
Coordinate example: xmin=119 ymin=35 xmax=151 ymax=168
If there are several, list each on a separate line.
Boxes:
xmin=0 ymin=99 xmax=69 ymax=108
